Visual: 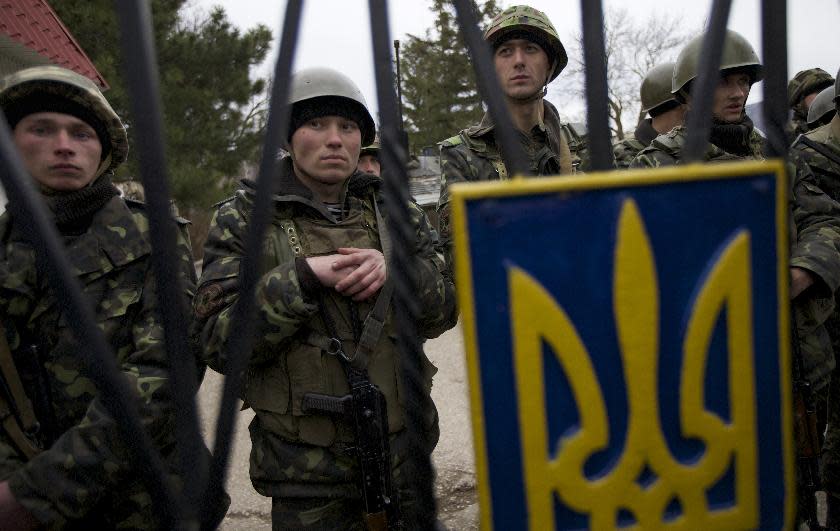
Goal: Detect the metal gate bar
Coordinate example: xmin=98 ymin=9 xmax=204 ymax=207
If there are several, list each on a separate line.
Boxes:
xmin=369 ymin=0 xmax=439 ymax=524
xmin=579 ymin=0 xmax=612 ymax=172
xmin=0 ymin=114 xmax=181 ymax=526
xmin=683 ymin=0 xmax=734 ymax=162
xmin=113 ymin=0 xmax=206 ymax=519
xmin=761 ymin=0 xmax=790 ymax=159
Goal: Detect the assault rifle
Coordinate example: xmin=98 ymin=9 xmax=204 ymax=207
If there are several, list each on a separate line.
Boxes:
xmin=0 ymin=331 xmax=41 ymax=459
xmin=791 ymin=316 xmax=826 ymax=530
xmin=302 ymin=382 xmax=399 ymax=531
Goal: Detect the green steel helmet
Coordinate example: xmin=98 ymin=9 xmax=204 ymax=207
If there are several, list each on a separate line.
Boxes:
xmin=483 ymin=5 xmax=568 ymax=83
xmin=672 ymin=29 xmax=763 ymax=99
xmin=641 ymin=63 xmax=678 ymax=114
xmin=288 ymin=67 xmax=376 ymax=146
xmin=807 ymin=85 xmax=836 ymax=127
xmin=0 ymin=65 xmax=128 ymax=176
xmin=787 ymin=67 xmax=834 ymax=108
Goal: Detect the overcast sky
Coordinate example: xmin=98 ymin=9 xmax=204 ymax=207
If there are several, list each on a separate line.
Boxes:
xmin=187 ymin=0 xmax=839 ymax=124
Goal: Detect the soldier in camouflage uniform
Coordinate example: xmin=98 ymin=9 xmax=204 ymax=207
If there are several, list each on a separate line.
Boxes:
xmin=0 ymin=66 xmax=213 ymax=528
xmin=437 ymin=5 xmax=577 ymax=282
xmin=613 ymin=63 xmax=686 ymax=168
xmin=791 ymin=71 xmax=840 ymax=529
xmin=192 ymin=67 xmax=456 ymax=529
xmin=357 ymin=135 xmax=381 ymax=177
xmin=789 ymin=67 xmax=835 ymax=136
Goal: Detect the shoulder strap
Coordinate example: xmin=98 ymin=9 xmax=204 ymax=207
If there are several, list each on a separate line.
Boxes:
xmin=0 ymin=324 xmax=40 ymax=459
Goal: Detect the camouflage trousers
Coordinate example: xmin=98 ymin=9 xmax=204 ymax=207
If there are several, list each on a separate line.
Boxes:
xmin=270 ymin=455 xmax=418 ymax=530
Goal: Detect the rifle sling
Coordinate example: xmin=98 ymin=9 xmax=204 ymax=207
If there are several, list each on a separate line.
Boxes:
xmin=0 ymin=392 xmax=40 ymax=459
xmin=793 ymin=134 xmax=840 ymax=167
xmin=0 ymin=323 xmax=38 ymax=434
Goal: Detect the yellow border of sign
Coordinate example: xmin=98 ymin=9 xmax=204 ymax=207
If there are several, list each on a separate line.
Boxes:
xmin=450 ymin=160 xmax=793 ymax=530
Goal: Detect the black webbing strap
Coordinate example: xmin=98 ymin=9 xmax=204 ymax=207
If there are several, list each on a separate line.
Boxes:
xmin=792 ymin=134 xmax=840 ymax=167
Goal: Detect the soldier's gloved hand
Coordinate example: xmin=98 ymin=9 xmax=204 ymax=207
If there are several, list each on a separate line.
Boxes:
xmin=332 ymin=247 xmax=387 ymax=301
xmin=790 ymin=266 xmax=816 ymax=299
xmin=305 ymin=255 xmax=357 ymax=288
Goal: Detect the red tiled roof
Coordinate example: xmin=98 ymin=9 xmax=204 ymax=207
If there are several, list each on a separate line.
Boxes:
xmin=0 ymin=0 xmax=107 ymax=88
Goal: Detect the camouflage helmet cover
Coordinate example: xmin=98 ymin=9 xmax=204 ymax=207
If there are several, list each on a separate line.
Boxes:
xmin=0 ymin=65 xmax=128 ymax=176
xmin=641 ymin=63 xmax=678 ymax=114
xmin=787 ymin=68 xmax=834 ymax=108
xmin=672 ymin=29 xmax=763 ymax=98
xmin=288 ymin=67 xmax=376 ymax=146
xmin=483 ymin=5 xmax=568 ymax=83
xmin=360 ymin=134 xmax=380 ymax=157
xmin=807 ymin=85 xmax=836 ymax=127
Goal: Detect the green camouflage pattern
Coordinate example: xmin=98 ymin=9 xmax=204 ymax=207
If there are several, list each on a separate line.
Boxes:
xmin=629 ymin=124 xmax=764 ymax=168
xmin=268 ymin=441 xmax=425 ymax=529
xmin=483 ymin=5 xmax=568 ymax=81
xmin=789 ymin=68 xmax=834 ymax=108
xmin=0 ymin=195 xmax=200 ymax=528
xmin=0 ymin=66 xmax=129 ymax=176
xmin=192 ymin=157 xmax=455 ymax=499
xmin=613 ymin=135 xmax=647 ymax=169
xmin=789 ymin=68 xmax=835 ymax=137
xmin=613 ymin=118 xmax=661 ymax=169
xmin=790 ymin=116 xmax=840 ymax=495
xmin=437 ymin=100 xmax=576 ymax=283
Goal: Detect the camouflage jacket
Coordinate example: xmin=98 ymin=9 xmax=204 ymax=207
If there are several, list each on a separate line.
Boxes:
xmin=791 ymin=115 xmax=840 ymax=382
xmin=436 ymin=100 xmax=576 ymax=284
xmin=192 ymin=158 xmax=456 ymax=498
xmin=0 ymin=196 xmax=198 ymax=529
xmin=629 ymin=124 xmax=765 ymax=168
xmin=631 ymin=123 xmax=840 ymax=390
xmin=613 ymin=118 xmax=659 ymax=169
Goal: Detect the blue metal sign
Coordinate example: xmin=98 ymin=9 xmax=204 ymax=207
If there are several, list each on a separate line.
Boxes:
xmin=450 ymin=161 xmax=793 ymax=530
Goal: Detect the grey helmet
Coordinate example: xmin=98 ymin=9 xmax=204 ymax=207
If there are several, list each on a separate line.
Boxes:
xmin=807 ymin=85 xmax=836 ymax=128
xmin=0 ymin=65 xmax=128 ymax=176
xmin=288 ymin=67 xmax=376 ymax=146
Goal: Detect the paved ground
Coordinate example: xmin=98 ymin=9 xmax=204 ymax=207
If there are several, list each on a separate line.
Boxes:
xmin=197 ymin=324 xmax=478 ymax=530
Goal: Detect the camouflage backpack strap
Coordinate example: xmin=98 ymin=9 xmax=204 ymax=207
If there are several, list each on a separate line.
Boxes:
xmin=0 ymin=323 xmax=41 ymax=459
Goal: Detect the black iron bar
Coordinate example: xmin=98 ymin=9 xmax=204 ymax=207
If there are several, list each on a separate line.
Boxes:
xmin=368 ymin=1 xmax=439 ymax=526
xmin=450 ymin=0 xmax=530 ymax=177
xmin=683 ymin=0 xmax=733 ymax=162
xmin=113 ymin=1 xmax=205 ymax=521
xmin=760 ymin=0 xmax=790 ymax=159
xmin=203 ymin=0 xmax=304 ymax=522
xmin=394 ymin=39 xmax=404 ymax=126
xmin=579 ymin=0 xmax=613 ymax=171
xmin=0 ymin=116 xmax=181 ymax=527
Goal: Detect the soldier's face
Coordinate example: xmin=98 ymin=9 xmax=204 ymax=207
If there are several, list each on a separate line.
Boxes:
xmin=494 ymin=38 xmax=550 ymax=100
xmin=290 ymin=115 xmax=361 ymax=197
xmin=357 ymin=154 xmax=380 ymax=177
xmin=13 ymin=112 xmax=102 ymax=192
xmin=711 ymin=73 xmax=751 ymax=123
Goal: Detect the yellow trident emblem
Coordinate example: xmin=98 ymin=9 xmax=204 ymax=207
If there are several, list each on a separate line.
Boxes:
xmin=509 ymin=198 xmax=758 ymax=530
